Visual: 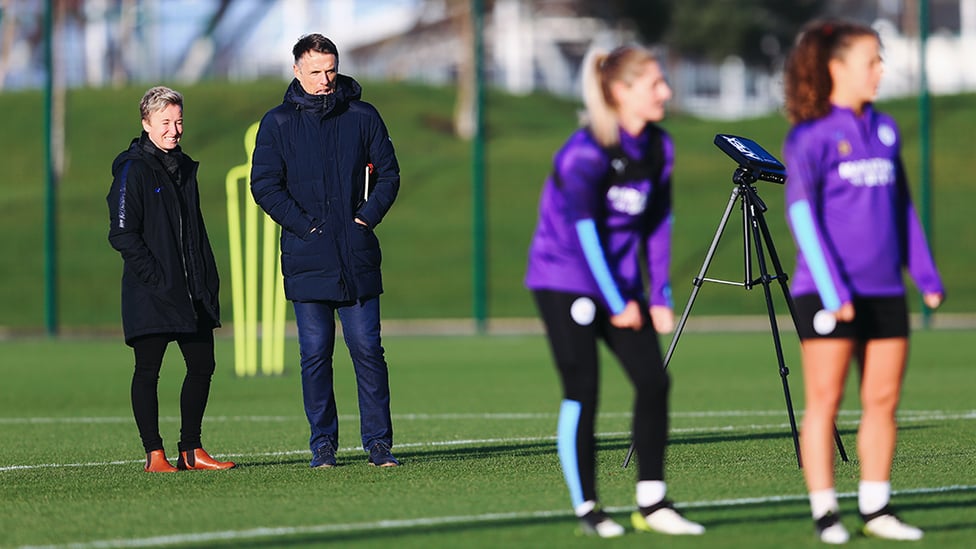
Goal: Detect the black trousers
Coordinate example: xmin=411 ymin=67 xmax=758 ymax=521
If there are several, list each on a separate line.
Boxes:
xmin=534 ymin=290 xmax=670 ymax=504
xmin=129 ymin=311 xmax=216 ymax=454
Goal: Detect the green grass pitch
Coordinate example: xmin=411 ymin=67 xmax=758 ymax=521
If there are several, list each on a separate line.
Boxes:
xmin=1 ymin=329 xmax=973 ymax=548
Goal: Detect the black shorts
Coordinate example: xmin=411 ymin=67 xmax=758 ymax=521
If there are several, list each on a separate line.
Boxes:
xmin=792 ymin=294 xmax=909 ymax=341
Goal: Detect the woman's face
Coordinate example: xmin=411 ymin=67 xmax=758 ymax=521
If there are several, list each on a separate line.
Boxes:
xmin=141 ymin=103 xmax=183 ymax=152
xmin=614 ymin=60 xmax=672 ymax=124
xmin=830 ymin=35 xmax=884 ymax=108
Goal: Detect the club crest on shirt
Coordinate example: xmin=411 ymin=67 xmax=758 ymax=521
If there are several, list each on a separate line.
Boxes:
xmin=837 ymin=139 xmax=852 ymax=157
xmin=877 ymin=124 xmax=896 ymax=147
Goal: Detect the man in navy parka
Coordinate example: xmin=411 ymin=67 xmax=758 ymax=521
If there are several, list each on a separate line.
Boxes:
xmin=250 ymin=34 xmax=401 ymax=468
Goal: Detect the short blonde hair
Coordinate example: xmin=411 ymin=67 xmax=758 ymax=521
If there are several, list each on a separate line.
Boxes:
xmin=140 ymin=86 xmax=183 ymax=121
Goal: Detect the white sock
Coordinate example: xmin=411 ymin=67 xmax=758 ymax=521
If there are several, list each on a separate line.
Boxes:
xmin=575 ymin=500 xmax=596 ymax=517
xmin=859 ymin=481 xmax=891 ymax=516
xmin=636 ymin=480 xmax=667 ymax=508
xmin=809 ymin=488 xmax=839 ymax=519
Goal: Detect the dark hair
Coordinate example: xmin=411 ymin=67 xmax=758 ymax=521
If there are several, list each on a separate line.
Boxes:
xmin=784 ymin=19 xmax=879 ymax=124
xmin=292 ymin=33 xmax=339 ymax=63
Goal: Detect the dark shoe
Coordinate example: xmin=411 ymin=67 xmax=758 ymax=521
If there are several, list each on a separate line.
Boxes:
xmin=310 ymin=443 xmax=337 ymax=468
xmin=815 ymin=510 xmax=850 ymax=544
xmin=578 ymin=506 xmax=625 ymax=538
xmin=144 ymin=449 xmax=178 ymax=473
xmin=367 ymin=441 xmax=400 ymax=467
xmin=177 ymin=448 xmax=236 ymax=471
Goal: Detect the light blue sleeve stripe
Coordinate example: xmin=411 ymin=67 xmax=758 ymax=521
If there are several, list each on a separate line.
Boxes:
xmin=575 ymin=219 xmax=626 ymax=314
xmin=557 ymin=399 xmax=584 ymax=508
xmin=788 ymin=200 xmax=841 ymax=311
xmin=117 ymin=160 xmax=131 ymax=229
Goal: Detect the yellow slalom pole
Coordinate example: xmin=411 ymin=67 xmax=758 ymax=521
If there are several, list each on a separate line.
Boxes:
xmin=225 ymin=163 xmax=248 ymax=377
xmin=260 ymin=213 xmax=278 ymax=375
xmin=272 ymin=248 xmax=287 ymax=375
xmin=227 ymin=121 xmax=287 ymax=377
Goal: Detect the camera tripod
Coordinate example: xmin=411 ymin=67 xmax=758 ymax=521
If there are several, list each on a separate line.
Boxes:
xmin=622 ymin=166 xmax=848 ymax=469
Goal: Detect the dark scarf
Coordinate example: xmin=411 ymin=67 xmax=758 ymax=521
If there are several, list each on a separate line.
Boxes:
xmin=139 ymin=132 xmax=184 ymax=186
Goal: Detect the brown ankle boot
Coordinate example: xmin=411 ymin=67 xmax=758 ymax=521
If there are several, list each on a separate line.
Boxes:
xmin=144 ymin=449 xmax=178 ymax=473
xmin=177 ymin=448 xmax=236 ymax=471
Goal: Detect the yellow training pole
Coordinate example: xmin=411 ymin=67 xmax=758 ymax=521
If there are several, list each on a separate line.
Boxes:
xmin=226 ymin=121 xmax=286 ymax=377
xmin=260 ymin=213 xmax=278 ymax=375
xmin=272 ymin=249 xmax=287 ymax=374
xmin=225 ymin=163 xmax=247 ymax=377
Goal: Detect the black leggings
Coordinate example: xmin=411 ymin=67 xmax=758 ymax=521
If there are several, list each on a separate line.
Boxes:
xmin=130 ymin=323 xmax=216 ymax=454
xmin=534 ymin=290 xmax=670 ymax=504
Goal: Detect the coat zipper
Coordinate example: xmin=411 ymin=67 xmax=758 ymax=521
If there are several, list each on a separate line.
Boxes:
xmin=175 ymin=191 xmax=196 ymax=319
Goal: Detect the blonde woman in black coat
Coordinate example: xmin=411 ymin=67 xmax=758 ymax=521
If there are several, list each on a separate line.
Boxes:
xmin=107 ymin=86 xmax=234 ymax=473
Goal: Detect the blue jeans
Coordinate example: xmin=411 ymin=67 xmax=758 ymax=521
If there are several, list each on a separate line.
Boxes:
xmin=292 ymin=297 xmax=393 ymax=453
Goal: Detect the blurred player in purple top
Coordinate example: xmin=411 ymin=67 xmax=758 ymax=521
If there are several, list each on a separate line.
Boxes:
xmin=525 ymin=45 xmax=703 ymax=538
xmin=783 ymin=19 xmax=944 ymax=544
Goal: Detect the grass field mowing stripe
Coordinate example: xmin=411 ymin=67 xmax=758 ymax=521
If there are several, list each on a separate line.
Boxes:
xmin=3 ymin=411 xmax=974 ymax=473
xmin=17 ymin=485 xmax=976 ymax=549
xmin=1 ymin=409 xmax=972 ymax=424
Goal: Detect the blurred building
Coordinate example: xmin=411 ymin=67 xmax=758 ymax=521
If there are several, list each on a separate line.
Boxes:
xmin=2 ymin=0 xmax=976 ymax=119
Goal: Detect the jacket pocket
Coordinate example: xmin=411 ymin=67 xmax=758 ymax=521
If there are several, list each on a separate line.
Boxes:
xmin=350 ymin=224 xmax=381 ymax=273
xmin=280 ymin=228 xmax=338 ymax=279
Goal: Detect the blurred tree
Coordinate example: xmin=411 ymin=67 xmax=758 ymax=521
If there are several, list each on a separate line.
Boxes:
xmin=0 ymin=0 xmax=14 ymax=90
xmin=611 ymin=0 xmax=826 ymax=67
xmin=587 ymin=0 xmax=673 ymax=44
xmin=455 ymin=0 xmax=476 ymax=139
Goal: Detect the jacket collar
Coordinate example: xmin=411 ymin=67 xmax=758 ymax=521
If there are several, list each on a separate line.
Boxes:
xmin=283 ymin=74 xmax=363 ymax=117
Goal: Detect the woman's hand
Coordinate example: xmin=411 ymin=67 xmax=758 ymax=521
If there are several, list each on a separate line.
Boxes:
xmin=610 ymin=300 xmax=644 ymax=331
xmin=649 ymin=305 xmax=674 ymax=334
xmin=835 ymin=301 xmax=855 ymax=322
xmin=923 ymin=292 xmax=944 ymax=309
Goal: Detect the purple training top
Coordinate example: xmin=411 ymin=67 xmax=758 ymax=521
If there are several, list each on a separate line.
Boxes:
xmin=784 ymin=104 xmax=943 ymax=310
xmin=525 ymin=125 xmax=673 ymax=313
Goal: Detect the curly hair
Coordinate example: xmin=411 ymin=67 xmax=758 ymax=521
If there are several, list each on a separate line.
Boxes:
xmin=784 ymin=19 xmax=878 ymax=124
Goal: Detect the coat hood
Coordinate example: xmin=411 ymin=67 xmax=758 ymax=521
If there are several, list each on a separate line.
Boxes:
xmin=112 ymin=133 xmax=191 ymax=179
xmin=112 ymin=137 xmax=143 ymax=176
xmin=283 ymin=74 xmax=363 ymax=117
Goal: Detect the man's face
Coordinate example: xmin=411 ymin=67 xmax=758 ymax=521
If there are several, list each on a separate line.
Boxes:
xmin=294 ymin=51 xmax=338 ymax=95
xmin=141 ymin=103 xmax=183 ymax=152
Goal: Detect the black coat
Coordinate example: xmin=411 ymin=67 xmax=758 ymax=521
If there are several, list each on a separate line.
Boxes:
xmin=250 ymin=75 xmax=400 ymax=302
xmin=107 ymin=135 xmax=220 ymax=344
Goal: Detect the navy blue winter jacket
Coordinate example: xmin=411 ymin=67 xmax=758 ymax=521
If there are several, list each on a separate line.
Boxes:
xmin=107 ymin=134 xmax=221 ymax=344
xmin=250 ymin=75 xmax=400 ymax=302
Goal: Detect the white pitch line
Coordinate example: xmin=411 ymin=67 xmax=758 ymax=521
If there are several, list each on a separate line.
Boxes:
xmin=15 ymin=484 xmax=976 ymax=549
xmin=2 ymin=411 xmax=974 ymax=473
xmin=1 ymin=409 xmax=972 ymax=424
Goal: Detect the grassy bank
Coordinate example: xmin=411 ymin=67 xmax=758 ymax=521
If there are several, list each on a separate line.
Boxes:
xmin=2 ymin=82 xmax=973 ymax=329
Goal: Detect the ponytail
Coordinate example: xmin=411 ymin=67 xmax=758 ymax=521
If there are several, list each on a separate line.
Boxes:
xmin=581 ymin=45 xmax=659 ymax=147
xmin=582 ymin=50 xmax=619 ymax=147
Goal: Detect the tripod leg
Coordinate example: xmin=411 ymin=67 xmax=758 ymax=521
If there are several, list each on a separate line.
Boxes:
xmin=833 ymin=425 xmax=849 ymax=462
xmin=664 ymin=185 xmax=744 ymax=368
xmin=622 ymin=187 xmax=744 ymax=469
xmin=754 ymin=205 xmax=850 ymax=464
xmin=745 ymin=189 xmax=803 ymax=468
